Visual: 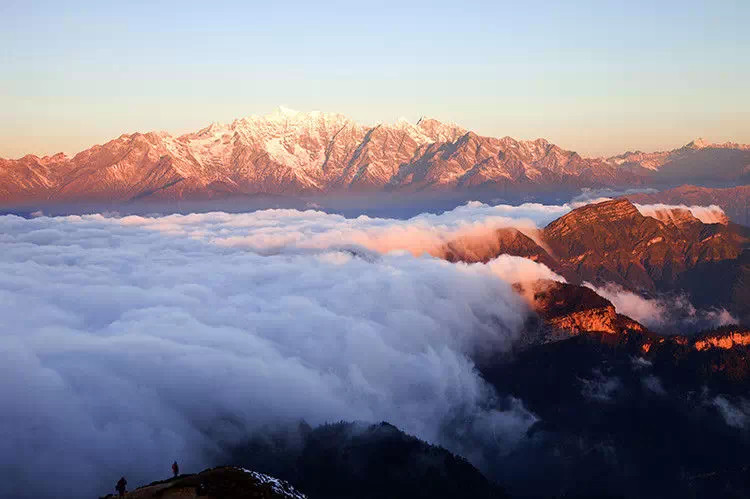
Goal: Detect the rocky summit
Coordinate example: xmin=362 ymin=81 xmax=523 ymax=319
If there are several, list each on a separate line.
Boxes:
xmin=99 ymin=467 xmax=307 ymax=499
xmin=443 ymin=198 xmax=749 ymax=320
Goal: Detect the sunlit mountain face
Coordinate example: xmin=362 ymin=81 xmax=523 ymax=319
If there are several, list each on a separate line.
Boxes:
xmin=2 ymin=108 xmax=749 ymax=208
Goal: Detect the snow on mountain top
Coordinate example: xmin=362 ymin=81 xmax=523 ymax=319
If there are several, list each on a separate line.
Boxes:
xmin=683 ymin=138 xmax=750 ymax=151
xmin=238 ymin=468 xmax=307 ymax=499
xmin=276 ymin=105 xmax=300 ymax=116
xmin=685 ymin=137 xmax=710 ymax=149
xmin=183 ymin=108 xmax=469 ymax=143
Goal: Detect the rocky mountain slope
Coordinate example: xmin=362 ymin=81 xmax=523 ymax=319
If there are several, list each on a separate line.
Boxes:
xmin=513 ymin=280 xmax=647 ymax=346
xmin=481 ymin=326 xmax=750 ymax=498
xmin=479 ymin=280 xmax=750 ymax=498
xmin=543 ymin=199 xmax=745 ymax=290
xmin=442 ymin=199 xmax=749 ymax=319
xmin=513 ymin=279 xmax=750 ymax=373
xmin=2 ymin=109 xmax=748 ymax=204
xmin=99 ymin=467 xmax=307 ymax=499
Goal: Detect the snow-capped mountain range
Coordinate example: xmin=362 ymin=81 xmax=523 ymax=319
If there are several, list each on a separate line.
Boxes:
xmin=1 ymin=107 xmax=748 ymax=204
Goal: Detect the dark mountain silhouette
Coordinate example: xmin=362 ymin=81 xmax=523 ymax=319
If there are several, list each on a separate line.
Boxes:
xmin=477 ymin=281 xmax=750 ymax=498
xmin=480 ymin=329 xmax=750 ymax=499
xmin=228 ymin=421 xmax=507 ymax=499
xmin=99 ymin=466 xmax=307 ymax=499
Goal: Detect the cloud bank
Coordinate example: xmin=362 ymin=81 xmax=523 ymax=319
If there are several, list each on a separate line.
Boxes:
xmin=633 ymin=203 xmax=728 ymax=225
xmin=584 ymin=282 xmax=737 ymax=332
xmin=113 ymin=200 xmax=570 ymax=257
xmin=0 ymin=205 xmax=561 ymax=498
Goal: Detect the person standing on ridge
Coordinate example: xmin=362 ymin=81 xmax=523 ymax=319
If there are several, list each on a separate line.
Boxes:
xmin=172 ymin=461 xmax=179 ymax=478
xmin=115 ymin=476 xmax=127 ymax=497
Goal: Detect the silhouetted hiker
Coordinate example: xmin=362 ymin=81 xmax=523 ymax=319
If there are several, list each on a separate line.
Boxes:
xmin=172 ymin=460 xmax=180 ymax=477
xmin=115 ymin=476 xmax=127 ymax=497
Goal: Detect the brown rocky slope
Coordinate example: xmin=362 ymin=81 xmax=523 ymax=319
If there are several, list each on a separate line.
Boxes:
xmin=442 ymin=199 xmax=749 ymax=319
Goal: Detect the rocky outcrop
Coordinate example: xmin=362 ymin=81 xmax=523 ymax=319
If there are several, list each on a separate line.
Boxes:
xmin=512 ymin=280 xmax=647 ymax=349
xmin=542 ymin=199 xmax=746 ymax=290
xmin=444 ymin=199 xmax=747 ymax=294
xmin=100 ymin=467 xmax=307 ymax=499
xmin=692 ymin=327 xmax=750 ymax=351
xmin=440 ymin=227 xmax=556 ymax=268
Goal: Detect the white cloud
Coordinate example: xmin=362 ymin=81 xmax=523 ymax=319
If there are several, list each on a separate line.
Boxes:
xmin=0 ymin=208 xmax=547 ymax=498
xmin=633 ymin=203 xmax=728 ymax=225
xmin=584 ymin=282 xmax=737 ymax=332
xmin=712 ymin=396 xmax=750 ymax=429
xmin=570 ymin=187 xmax=658 ymax=207
xmin=113 ymin=201 xmax=570 ymax=256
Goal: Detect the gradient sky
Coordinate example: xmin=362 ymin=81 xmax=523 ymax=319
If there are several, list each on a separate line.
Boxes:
xmin=2 ymin=0 xmax=749 ymax=159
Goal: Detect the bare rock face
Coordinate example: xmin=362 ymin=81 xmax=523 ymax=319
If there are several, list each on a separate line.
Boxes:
xmin=692 ymin=327 xmax=750 ymax=351
xmin=506 ymin=280 xmax=750 ymax=389
xmin=542 ymin=199 xmax=746 ymax=292
xmin=442 ymin=199 xmax=746 ymax=297
xmin=513 ymin=280 xmax=647 ymax=347
xmin=439 ymin=227 xmax=556 ymax=268
xmin=439 ymin=199 xmax=748 ymax=322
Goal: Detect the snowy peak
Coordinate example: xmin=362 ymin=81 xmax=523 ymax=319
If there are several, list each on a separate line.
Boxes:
xmin=1 ymin=110 xmax=748 ymax=204
xmin=275 ymin=105 xmax=300 ymax=116
xmin=681 ymin=137 xmax=750 ymax=151
xmin=684 ymin=137 xmax=710 ymax=149
xmin=415 ymin=117 xmax=468 ymax=143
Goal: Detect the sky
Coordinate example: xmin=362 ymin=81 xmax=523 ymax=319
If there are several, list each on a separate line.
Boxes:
xmin=1 ymin=0 xmax=749 ymax=159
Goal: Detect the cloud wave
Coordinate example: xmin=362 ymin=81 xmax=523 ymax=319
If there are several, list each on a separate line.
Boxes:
xmin=0 ymin=207 xmax=553 ymax=498
xmin=584 ymin=282 xmax=737 ymax=332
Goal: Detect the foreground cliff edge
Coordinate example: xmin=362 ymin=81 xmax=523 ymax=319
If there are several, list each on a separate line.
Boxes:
xmin=98 ymin=422 xmax=508 ymax=499
xmin=100 ymin=467 xmax=307 ymax=499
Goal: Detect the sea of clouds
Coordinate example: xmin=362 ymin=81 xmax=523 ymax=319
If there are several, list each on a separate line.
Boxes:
xmin=0 ymin=202 xmax=568 ymax=498
xmin=0 ymin=199 xmax=736 ymax=497
xmin=585 ymin=282 xmax=737 ymax=332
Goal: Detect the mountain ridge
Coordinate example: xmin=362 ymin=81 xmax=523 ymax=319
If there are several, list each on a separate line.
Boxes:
xmin=441 ymin=198 xmax=750 ymax=321
xmin=3 ymin=109 xmax=749 ymax=204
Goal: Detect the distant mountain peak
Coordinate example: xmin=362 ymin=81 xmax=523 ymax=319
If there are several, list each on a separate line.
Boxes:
xmin=685 ymin=137 xmax=710 ymax=149
xmin=276 ymin=105 xmax=300 ymax=116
